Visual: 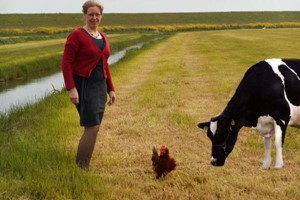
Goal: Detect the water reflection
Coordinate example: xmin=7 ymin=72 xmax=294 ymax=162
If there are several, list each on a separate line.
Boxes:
xmin=0 ymin=43 xmax=143 ymax=114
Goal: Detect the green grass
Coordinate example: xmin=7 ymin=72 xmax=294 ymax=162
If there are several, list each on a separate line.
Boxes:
xmin=0 ymin=33 xmax=68 ymax=44
xmin=0 ymin=91 xmax=111 ymax=199
xmin=0 ymin=12 xmax=299 ymax=29
xmin=103 ymin=12 xmax=300 ymax=27
xmin=0 ymin=12 xmax=299 ymax=37
xmin=1 ymin=28 xmax=299 ymax=199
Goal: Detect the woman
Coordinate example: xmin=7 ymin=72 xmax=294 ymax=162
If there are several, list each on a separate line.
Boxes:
xmin=61 ymin=0 xmax=116 ymax=170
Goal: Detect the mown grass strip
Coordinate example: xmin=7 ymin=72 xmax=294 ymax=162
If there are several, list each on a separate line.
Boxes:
xmin=95 ymin=28 xmax=300 ymax=199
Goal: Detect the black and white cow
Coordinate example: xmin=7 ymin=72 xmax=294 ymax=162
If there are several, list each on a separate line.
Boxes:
xmin=198 ymin=58 xmax=300 ymax=169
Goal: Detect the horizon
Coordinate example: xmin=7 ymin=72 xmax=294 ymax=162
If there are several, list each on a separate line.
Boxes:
xmin=1 ymin=10 xmax=299 ymax=15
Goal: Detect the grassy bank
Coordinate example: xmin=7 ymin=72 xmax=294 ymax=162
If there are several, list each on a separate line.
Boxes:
xmin=2 ymin=22 xmax=300 ymax=37
xmin=0 ymin=12 xmax=299 ymax=29
xmin=0 ymin=32 xmax=165 ymax=81
xmin=0 ymin=28 xmax=299 ymax=199
xmin=0 ymin=12 xmax=299 ymax=37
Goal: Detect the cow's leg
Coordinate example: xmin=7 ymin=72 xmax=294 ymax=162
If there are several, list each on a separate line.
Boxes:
xmin=274 ymin=123 xmax=284 ymax=169
xmin=263 ymin=136 xmax=272 ymax=169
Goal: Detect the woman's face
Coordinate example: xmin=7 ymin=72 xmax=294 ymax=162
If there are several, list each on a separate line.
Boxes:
xmin=84 ymin=6 xmax=102 ymax=29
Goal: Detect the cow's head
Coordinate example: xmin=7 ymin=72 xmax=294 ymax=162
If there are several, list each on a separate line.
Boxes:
xmin=198 ymin=115 xmax=232 ymax=166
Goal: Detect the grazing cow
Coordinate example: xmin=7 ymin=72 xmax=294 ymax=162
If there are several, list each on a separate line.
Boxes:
xmin=198 ymin=58 xmax=300 ymax=169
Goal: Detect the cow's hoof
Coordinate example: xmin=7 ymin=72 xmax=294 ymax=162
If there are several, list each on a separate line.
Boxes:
xmin=262 ymin=160 xmax=271 ymax=169
xmin=274 ymin=162 xmax=284 ymax=169
xmin=262 ymin=165 xmax=270 ymax=170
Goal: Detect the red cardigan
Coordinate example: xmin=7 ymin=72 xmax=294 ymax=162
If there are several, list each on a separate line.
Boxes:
xmin=61 ymin=27 xmax=115 ymax=92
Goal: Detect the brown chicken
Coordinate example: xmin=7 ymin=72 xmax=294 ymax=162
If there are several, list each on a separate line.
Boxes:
xmin=152 ymin=145 xmax=176 ymax=178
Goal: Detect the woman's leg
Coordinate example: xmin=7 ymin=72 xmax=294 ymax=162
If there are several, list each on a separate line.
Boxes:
xmin=76 ymin=125 xmax=100 ymax=170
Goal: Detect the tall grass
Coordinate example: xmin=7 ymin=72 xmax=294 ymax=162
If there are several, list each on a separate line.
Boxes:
xmin=0 ymin=91 xmax=111 ymax=199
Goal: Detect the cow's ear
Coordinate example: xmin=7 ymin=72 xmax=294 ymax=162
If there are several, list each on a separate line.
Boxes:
xmin=198 ymin=122 xmax=210 ymax=129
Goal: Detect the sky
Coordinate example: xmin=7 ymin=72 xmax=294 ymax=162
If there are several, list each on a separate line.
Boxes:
xmin=0 ymin=0 xmax=300 ymax=14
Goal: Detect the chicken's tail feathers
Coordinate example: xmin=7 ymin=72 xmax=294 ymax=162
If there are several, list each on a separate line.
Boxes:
xmin=152 ymin=145 xmax=159 ymax=167
xmin=152 ymin=145 xmax=157 ymax=153
xmin=152 ymin=145 xmax=159 ymax=157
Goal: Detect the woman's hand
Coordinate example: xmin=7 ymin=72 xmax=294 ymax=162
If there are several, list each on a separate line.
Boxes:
xmin=108 ymin=91 xmax=116 ymax=106
xmin=69 ymin=88 xmax=79 ymax=105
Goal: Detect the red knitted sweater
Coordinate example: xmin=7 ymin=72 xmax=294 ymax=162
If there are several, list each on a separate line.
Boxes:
xmin=61 ymin=28 xmax=115 ymax=92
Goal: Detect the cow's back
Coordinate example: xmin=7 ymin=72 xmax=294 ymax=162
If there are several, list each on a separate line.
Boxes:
xmin=225 ymin=59 xmax=300 ymax=127
xmin=280 ymin=59 xmax=300 ymax=106
xmin=228 ymin=59 xmax=285 ymax=109
xmin=267 ymin=59 xmax=300 ymax=106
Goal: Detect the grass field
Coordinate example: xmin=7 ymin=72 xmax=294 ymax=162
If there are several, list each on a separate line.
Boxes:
xmin=0 ymin=28 xmax=299 ymax=199
xmin=0 ymin=12 xmax=299 ymax=29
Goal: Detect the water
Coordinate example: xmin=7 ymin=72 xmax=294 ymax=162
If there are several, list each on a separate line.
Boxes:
xmin=0 ymin=43 xmax=144 ymax=114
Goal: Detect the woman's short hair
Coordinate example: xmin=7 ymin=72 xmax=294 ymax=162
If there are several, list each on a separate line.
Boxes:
xmin=82 ymin=0 xmax=104 ymax=15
